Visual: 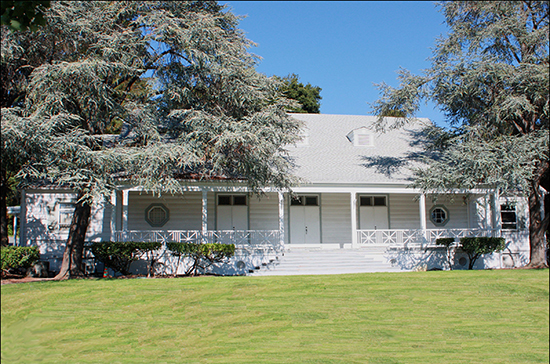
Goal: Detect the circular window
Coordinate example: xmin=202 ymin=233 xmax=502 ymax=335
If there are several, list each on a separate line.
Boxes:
xmin=145 ymin=204 xmax=170 ymax=227
xmin=429 ymin=205 xmax=449 ymax=226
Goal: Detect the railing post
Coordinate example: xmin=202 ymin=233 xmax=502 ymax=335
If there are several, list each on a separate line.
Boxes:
xmin=201 ymin=189 xmax=208 ymax=244
xmin=351 ymin=192 xmax=358 ymax=248
xmin=419 ymin=194 xmax=427 ymax=248
xmin=278 ymin=192 xmax=285 ymax=250
xmin=122 ymin=189 xmax=129 ymax=241
xmin=110 ymin=190 xmax=117 ymax=241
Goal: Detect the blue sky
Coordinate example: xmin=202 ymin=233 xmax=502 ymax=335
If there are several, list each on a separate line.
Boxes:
xmin=220 ymin=1 xmax=450 ymax=127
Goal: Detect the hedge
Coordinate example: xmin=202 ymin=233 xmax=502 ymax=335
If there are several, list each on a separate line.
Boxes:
xmin=91 ymin=242 xmax=161 ymax=276
xmin=1 ymin=246 xmax=40 ymax=274
xmin=167 ymin=242 xmax=235 ymax=276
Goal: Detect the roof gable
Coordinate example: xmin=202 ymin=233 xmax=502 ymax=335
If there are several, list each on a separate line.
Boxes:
xmin=286 ymin=114 xmax=432 ymax=185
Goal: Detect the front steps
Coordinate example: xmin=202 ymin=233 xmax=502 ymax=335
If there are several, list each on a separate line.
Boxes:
xmin=248 ymin=246 xmax=408 ymax=276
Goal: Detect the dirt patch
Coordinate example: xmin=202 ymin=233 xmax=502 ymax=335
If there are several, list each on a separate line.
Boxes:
xmin=1 ymin=276 xmax=56 ymax=285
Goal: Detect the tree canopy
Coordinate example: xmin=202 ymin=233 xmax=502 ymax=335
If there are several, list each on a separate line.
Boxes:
xmin=0 ymin=1 xmax=50 ymax=31
xmin=1 ymin=1 xmax=301 ymax=276
xmin=372 ymin=1 xmax=549 ymax=267
xmin=275 ymin=73 xmax=322 ymax=113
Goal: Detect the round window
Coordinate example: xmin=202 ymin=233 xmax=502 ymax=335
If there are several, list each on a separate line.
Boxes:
xmin=429 ymin=206 xmax=449 ymax=226
xmin=145 ymin=204 xmax=170 ymax=227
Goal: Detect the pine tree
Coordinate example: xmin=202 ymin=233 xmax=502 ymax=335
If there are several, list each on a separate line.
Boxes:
xmin=372 ymin=1 xmax=549 ymax=267
xmin=1 ymin=1 xmax=301 ymax=278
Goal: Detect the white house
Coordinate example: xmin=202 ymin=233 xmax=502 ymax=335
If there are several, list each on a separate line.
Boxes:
xmin=19 ymin=114 xmax=530 ymax=275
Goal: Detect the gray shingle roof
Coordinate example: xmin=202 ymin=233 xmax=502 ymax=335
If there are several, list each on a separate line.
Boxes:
xmin=286 ymin=114 xmax=432 ymax=185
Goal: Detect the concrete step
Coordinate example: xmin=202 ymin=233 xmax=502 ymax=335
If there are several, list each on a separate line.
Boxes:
xmin=248 ymin=247 xmax=405 ymax=276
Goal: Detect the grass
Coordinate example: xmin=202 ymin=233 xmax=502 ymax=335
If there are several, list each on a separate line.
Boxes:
xmin=1 ymin=269 xmax=548 ymax=364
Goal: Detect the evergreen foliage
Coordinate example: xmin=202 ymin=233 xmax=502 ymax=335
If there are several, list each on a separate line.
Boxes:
xmin=275 ymin=73 xmax=322 ymax=113
xmin=1 ymin=1 xmax=301 ymax=278
xmin=372 ymin=1 xmax=549 ymax=267
xmin=459 ymin=237 xmax=506 ymax=270
xmin=91 ymin=242 xmax=161 ymax=276
xmin=0 ymin=246 xmax=40 ymax=274
xmin=0 ymin=1 xmax=50 ymax=31
xmin=166 ymin=242 xmax=235 ymax=276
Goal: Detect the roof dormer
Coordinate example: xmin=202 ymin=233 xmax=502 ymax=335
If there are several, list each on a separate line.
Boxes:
xmin=346 ymin=127 xmax=374 ymax=147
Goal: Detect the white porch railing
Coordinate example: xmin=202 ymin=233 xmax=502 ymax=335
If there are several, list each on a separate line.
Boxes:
xmin=357 ymin=228 xmax=502 ymax=246
xmin=114 ymin=230 xmax=283 ymax=255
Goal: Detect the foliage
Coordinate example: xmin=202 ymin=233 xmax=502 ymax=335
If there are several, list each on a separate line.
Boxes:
xmin=1 ymin=1 xmax=301 ymax=277
xmin=0 ymin=1 xmax=50 ymax=31
xmin=459 ymin=237 xmax=506 ymax=270
xmin=372 ymin=1 xmax=549 ymax=267
xmin=0 ymin=246 xmax=40 ymax=274
xmin=166 ymin=242 xmax=235 ymax=276
xmin=91 ymin=242 xmax=161 ymax=276
xmin=275 ymin=73 xmax=322 ymax=113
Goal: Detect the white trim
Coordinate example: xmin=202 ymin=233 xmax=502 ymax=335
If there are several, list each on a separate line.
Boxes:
xmin=278 ymin=192 xmax=285 ymax=248
xmin=122 ymin=189 xmax=129 ymax=232
xmin=110 ymin=191 xmax=117 ymax=241
xmin=350 ymin=192 xmax=358 ymax=248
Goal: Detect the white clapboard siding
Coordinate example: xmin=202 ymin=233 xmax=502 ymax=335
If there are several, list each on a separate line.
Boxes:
xmin=207 ymin=192 xmax=216 ymax=230
xmin=22 ymin=191 xmax=109 ymax=243
xmin=320 ymin=193 xmax=352 ymax=245
xmin=470 ymin=194 xmax=489 ymax=229
xmin=425 ymin=194 xmax=469 ymax=229
xmin=249 ymin=193 xmax=279 ymax=230
xmin=128 ymin=191 xmax=201 ymax=230
xmin=388 ymin=194 xmax=421 ymax=229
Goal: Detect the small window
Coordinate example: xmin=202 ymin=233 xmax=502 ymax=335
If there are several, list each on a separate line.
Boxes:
xmin=233 ymin=195 xmax=247 ymax=206
xmin=291 ymin=196 xmax=303 ymax=206
xmin=501 ymin=204 xmax=517 ymax=230
xmin=218 ymin=195 xmax=231 ymax=205
xmin=356 ymin=133 xmax=373 ymax=146
xmin=360 ymin=196 xmax=372 ymax=206
xmin=360 ymin=196 xmax=386 ymax=207
xmin=145 ymin=204 xmax=170 ymax=227
xmin=217 ymin=195 xmax=247 ymax=206
xmin=305 ymin=196 xmax=318 ymax=206
xmin=291 ymin=195 xmax=318 ymax=206
xmin=58 ymin=202 xmax=75 ymax=228
xmin=430 ymin=206 xmax=449 ymax=226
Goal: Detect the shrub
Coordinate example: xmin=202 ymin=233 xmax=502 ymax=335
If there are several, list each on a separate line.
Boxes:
xmin=91 ymin=242 xmax=161 ymax=276
xmin=1 ymin=246 xmax=40 ymax=275
xmin=435 ymin=238 xmax=457 ymax=270
xmin=167 ymin=242 xmax=235 ymax=276
xmin=459 ymin=237 xmax=506 ymax=270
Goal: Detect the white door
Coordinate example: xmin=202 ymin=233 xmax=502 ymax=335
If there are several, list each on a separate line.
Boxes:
xmin=217 ymin=195 xmax=248 ymax=230
xmin=290 ymin=196 xmax=321 ymax=244
xmin=359 ymin=196 xmax=389 ymax=229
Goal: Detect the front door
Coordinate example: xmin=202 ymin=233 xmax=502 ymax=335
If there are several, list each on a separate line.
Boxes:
xmin=290 ymin=195 xmax=321 ymax=244
xmin=359 ymin=195 xmax=389 ymax=229
xmin=217 ymin=195 xmax=248 ymax=230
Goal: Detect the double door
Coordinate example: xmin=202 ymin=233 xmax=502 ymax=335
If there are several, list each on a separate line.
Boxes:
xmin=290 ymin=195 xmax=321 ymax=244
xmin=217 ymin=195 xmax=248 ymax=230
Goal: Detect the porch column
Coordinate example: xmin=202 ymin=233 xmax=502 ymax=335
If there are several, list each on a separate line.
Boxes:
xmin=110 ymin=190 xmax=117 ymax=241
xmin=122 ymin=189 xmax=129 ymax=239
xmin=492 ymin=189 xmax=501 ymax=233
xmin=419 ymin=194 xmax=427 ymax=246
xmin=278 ymin=192 xmax=285 ymax=248
xmin=202 ymin=189 xmax=208 ymax=243
xmin=351 ymin=192 xmax=358 ymax=248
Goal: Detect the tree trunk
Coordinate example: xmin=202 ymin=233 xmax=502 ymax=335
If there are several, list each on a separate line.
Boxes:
xmin=525 ymin=162 xmax=550 ymax=268
xmin=0 ymin=166 xmax=9 ymax=247
xmin=54 ymin=191 xmax=92 ymax=280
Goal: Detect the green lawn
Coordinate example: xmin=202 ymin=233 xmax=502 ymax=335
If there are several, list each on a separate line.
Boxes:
xmin=1 ymin=269 xmax=548 ymax=364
